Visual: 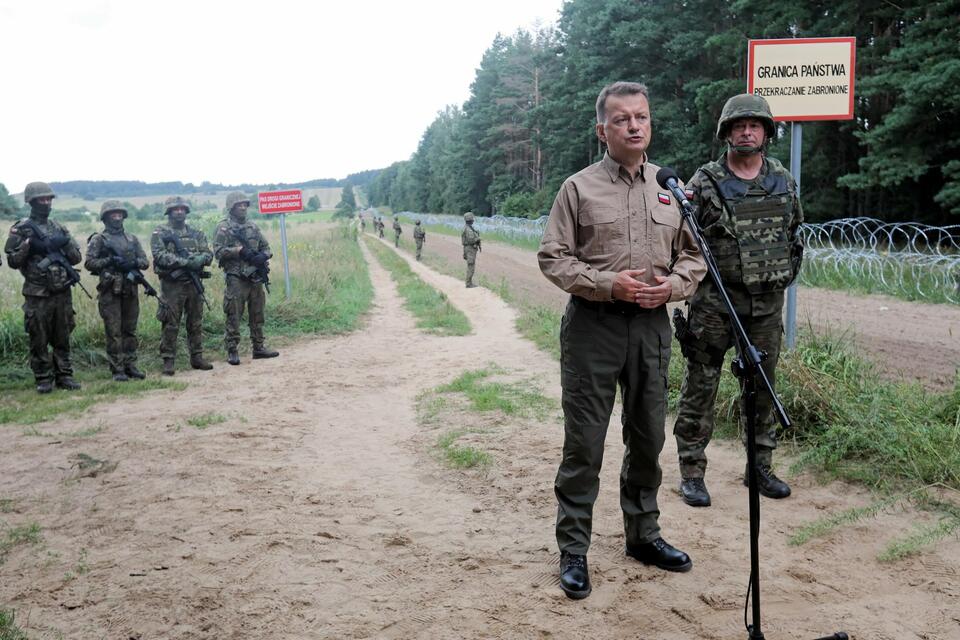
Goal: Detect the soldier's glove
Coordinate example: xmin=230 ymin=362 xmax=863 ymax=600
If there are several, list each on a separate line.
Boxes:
xmin=46 ymin=233 xmax=69 ymax=251
xmin=111 ymin=255 xmax=134 ymax=271
xmin=249 ymin=252 xmax=269 ymax=267
xmin=27 ymin=236 xmax=49 ymax=255
xmin=186 ymin=255 xmax=207 ymax=271
xmin=239 ymin=246 xmax=256 ymax=261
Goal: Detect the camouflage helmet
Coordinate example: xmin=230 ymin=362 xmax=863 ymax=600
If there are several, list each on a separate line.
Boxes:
xmin=225 ymin=191 xmax=251 ymax=211
xmin=415 ymin=219 xmax=421 ymax=225
xmin=23 ymin=182 xmax=56 ymax=203
xmin=464 ymin=211 xmax=475 ymax=222
xmin=164 ymin=195 xmax=191 ymax=215
xmin=99 ymin=200 xmax=128 ymax=220
xmin=716 ymin=93 xmax=776 ymax=141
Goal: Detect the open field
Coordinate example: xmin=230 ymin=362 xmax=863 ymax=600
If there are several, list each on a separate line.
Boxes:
xmin=0 ymin=228 xmax=957 ymax=639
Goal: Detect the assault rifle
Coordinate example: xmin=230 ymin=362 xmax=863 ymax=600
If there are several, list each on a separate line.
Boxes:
xmin=21 ymin=219 xmax=92 ymax=299
xmin=102 ymin=243 xmax=167 ymax=308
xmin=162 ymin=232 xmax=212 ymax=310
xmin=229 ymin=227 xmax=271 ymax=294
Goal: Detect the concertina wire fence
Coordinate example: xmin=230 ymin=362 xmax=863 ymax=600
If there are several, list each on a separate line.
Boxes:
xmin=391 ymin=212 xmax=960 ymax=305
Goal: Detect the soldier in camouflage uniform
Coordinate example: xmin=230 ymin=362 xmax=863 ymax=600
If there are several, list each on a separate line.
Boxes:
xmin=413 ymin=219 xmax=426 ymax=260
xmin=461 ymin=212 xmax=481 ymax=288
xmin=392 ymin=216 xmax=402 ymax=248
xmin=213 ymin=192 xmax=279 ymax=366
xmin=84 ymin=201 xmax=150 ymax=381
xmin=377 ymin=217 xmax=385 ymax=238
xmin=151 ymin=196 xmax=214 ymax=376
xmin=673 ymin=94 xmax=803 ymax=506
xmin=4 ymin=182 xmax=84 ymax=393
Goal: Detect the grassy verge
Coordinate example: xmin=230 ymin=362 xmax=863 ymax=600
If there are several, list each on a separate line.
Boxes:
xmin=0 ymin=609 xmax=29 ymax=640
xmin=0 ymin=522 xmax=41 ymax=565
xmin=418 ymin=367 xmax=558 ymax=470
xmin=390 ymin=212 xmax=543 ymax=252
xmin=363 ymin=236 xmax=470 ymax=336
xmin=1 ymin=222 xmax=373 ymax=423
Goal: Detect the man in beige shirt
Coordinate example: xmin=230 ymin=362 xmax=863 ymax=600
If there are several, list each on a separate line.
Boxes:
xmin=538 ymin=81 xmax=706 ymax=600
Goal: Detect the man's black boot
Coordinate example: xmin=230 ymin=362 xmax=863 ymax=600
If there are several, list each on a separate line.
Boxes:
xmin=559 ymin=551 xmax=591 ymax=600
xmin=679 ymin=477 xmax=711 ymax=507
xmin=112 ymin=371 xmax=129 ymax=382
xmin=56 ymin=377 xmax=82 ymax=391
xmin=227 ymin=349 xmax=240 ymax=366
xmin=745 ymin=463 xmax=791 ymax=499
xmin=36 ymin=380 xmax=54 ymax=394
xmin=626 ymin=538 xmax=693 ymax=572
xmin=125 ymin=365 xmax=146 ymax=380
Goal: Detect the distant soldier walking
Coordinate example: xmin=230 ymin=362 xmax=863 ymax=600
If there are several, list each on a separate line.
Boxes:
xmin=673 ymin=93 xmax=804 ymax=507
xmin=4 ymin=182 xmax=84 ymax=393
xmin=461 ymin=212 xmax=481 ymax=288
xmin=213 ymin=191 xmax=279 ymax=366
xmin=377 ymin=217 xmax=385 ymax=239
xmin=151 ymin=196 xmax=214 ymax=376
xmin=84 ymin=201 xmax=150 ymax=381
xmin=392 ymin=216 xmax=402 ymax=248
xmin=413 ymin=220 xmax=426 ymax=260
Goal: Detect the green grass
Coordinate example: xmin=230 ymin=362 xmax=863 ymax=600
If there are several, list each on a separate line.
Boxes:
xmin=0 ymin=222 xmax=373 ymax=424
xmin=394 ymin=213 xmax=543 ymax=252
xmin=437 ymin=368 xmax=556 ymax=419
xmin=799 ymin=259 xmax=959 ymax=306
xmin=789 ymin=489 xmax=923 ymax=546
xmin=363 ymin=235 xmax=471 ymax=336
xmin=0 ymin=522 xmax=41 ymax=565
xmin=436 ymin=429 xmax=492 ymax=469
xmin=878 ymin=506 xmax=960 ymax=562
xmin=186 ymin=412 xmax=227 ymax=429
xmin=0 ymin=609 xmax=29 ymax=640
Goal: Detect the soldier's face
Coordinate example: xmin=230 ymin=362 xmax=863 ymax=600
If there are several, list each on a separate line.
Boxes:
xmin=729 ymin=118 xmax=766 ymax=148
xmin=597 ymin=93 xmax=651 ymax=162
xmin=232 ymin=202 xmax=249 ymax=216
xmin=106 ymin=211 xmax=124 ymax=225
xmin=168 ymin=207 xmax=187 ymax=225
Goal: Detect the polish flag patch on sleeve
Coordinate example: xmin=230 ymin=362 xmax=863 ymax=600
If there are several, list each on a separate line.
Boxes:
xmin=657 ymin=192 xmax=671 ymax=205
xmin=684 ymin=189 xmax=695 ymax=200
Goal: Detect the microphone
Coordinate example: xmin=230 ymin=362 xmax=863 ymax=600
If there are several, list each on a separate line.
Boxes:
xmin=655 ymin=167 xmax=693 ymax=212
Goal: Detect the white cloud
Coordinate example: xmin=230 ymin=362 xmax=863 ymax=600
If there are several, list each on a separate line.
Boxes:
xmin=1 ymin=0 xmax=563 ymax=192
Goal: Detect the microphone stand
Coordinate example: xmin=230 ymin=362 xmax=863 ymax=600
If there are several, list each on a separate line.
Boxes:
xmin=665 ymin=184 xmax=846 ymax=640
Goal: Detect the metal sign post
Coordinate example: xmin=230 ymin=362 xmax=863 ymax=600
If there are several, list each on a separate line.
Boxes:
xmin=785 ymin=123 xmax=802 ymax=349
xmin=257 ymin=189 xmax=303 ymax=300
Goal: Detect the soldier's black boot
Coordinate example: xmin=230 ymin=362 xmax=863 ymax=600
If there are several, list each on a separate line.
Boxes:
xmin=227 ymin=349 xmax=240 ymax=366
xmin=745 ymin=463 xmax=791 ymax=499
xmin=112 ymin=371 xmax=129 ymax=382
xmin=56 ymin=377 xmax=82 ymax=391
xmin=625 ymin=538 xmax=693 ymax=572
xmin=162 ymin=358 xmax=175 ymax=376
xmin=252 ymin=346 xmax=279 ymax=359
xmin=125 ymin=365 xmax=146 ymax=380
xmin=36 ymin=380 xmax=54 ymax=394
xmin=679 ymin=477 xmax=711 ymax=507
xmin=559 ymin=552 xmax=591 ymax=600
xmin=190 ymin=355 xmax=213 ymax=371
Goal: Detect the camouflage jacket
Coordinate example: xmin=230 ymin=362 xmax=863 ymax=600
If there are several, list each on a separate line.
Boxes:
xmin=212 ymin=217 xmax=272 ymax=279
xmin=413 ymin=226 xmax=426 ymax=241
xmin=150 ymin=223 xmax=213 ymax=281
xmin=393 ymin=221 xmax=402 ymax=235
xmin=688 ymin=154 xmax=803 ymax=317
xmin=462 ymin=225 xmax=480 ymax=249
xmin=85 ymin=228 xmax=149 ymax=296
xmin=4 ymin=216 xmax=82 ymax=297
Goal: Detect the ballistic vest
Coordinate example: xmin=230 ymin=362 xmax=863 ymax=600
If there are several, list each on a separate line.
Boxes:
xmin=699 ymin=158 xmax=795 ymax=295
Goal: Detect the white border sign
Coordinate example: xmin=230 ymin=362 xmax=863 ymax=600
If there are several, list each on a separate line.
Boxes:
xmin=747 ymin=37 xmax=856 ymax=121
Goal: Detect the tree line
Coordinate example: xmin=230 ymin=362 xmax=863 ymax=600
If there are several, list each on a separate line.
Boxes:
xmin=365 ymin=0 xmax=959 ymax=224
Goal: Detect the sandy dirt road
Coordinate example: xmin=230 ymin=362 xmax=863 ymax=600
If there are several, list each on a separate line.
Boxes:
xmin=415 ymin=232 xmax=960 ymax=389
xmin=1 ymin=236 xmax=957 ymax=639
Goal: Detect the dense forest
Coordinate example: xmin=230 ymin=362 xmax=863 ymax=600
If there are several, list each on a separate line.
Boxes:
xmin=366 ymin=0 xmax=959 ymax=224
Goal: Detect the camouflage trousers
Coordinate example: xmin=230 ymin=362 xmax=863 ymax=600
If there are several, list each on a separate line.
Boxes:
xmin=22 ymin=293 xmax=76 ymax=384
xmin=158 ymin=279 xmax=205 ymax=360
xmin=98 ymin=290 xmax=140 ymax=373
xmin=673 ymin=307 xmax=783 ymax=478
xmin=394 ymin=233 xmax=400 ymax=248
xmin=464 ymin=248 xmax=478 ymax=285
xmin=223 ymin=275 xmax=266 ymax=351
xmin=556 ymin=298 xmax=671 ymax=554
xmin=415 ymin=238 xmax=424 ymax=260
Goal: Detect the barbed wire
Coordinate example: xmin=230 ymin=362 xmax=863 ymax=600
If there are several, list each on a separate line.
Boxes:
xmin=378 ymin=210 xmax=960 ymax=304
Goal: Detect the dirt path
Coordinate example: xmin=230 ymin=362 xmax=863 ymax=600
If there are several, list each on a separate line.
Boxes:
xmin=1 ymin=237 xmax=957 ymax=639
xmin=417 ymin=232 xmax=960 ymax=389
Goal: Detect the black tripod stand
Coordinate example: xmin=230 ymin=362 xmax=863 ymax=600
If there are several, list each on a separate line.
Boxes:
xmin=656 ymin=168 xmax=846 ymax=640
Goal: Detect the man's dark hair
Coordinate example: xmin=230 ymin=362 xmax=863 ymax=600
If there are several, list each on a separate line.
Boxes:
xmin=596 ymin=81 xmax=650 ymax=124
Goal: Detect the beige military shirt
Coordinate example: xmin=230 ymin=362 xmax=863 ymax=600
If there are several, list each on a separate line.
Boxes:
xmin=539 ymin=152 xmax=706 ymax=302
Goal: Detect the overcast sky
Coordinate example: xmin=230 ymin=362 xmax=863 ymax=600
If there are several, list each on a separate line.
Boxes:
xmin=1 ymin=0 xmax=564 ymax=192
